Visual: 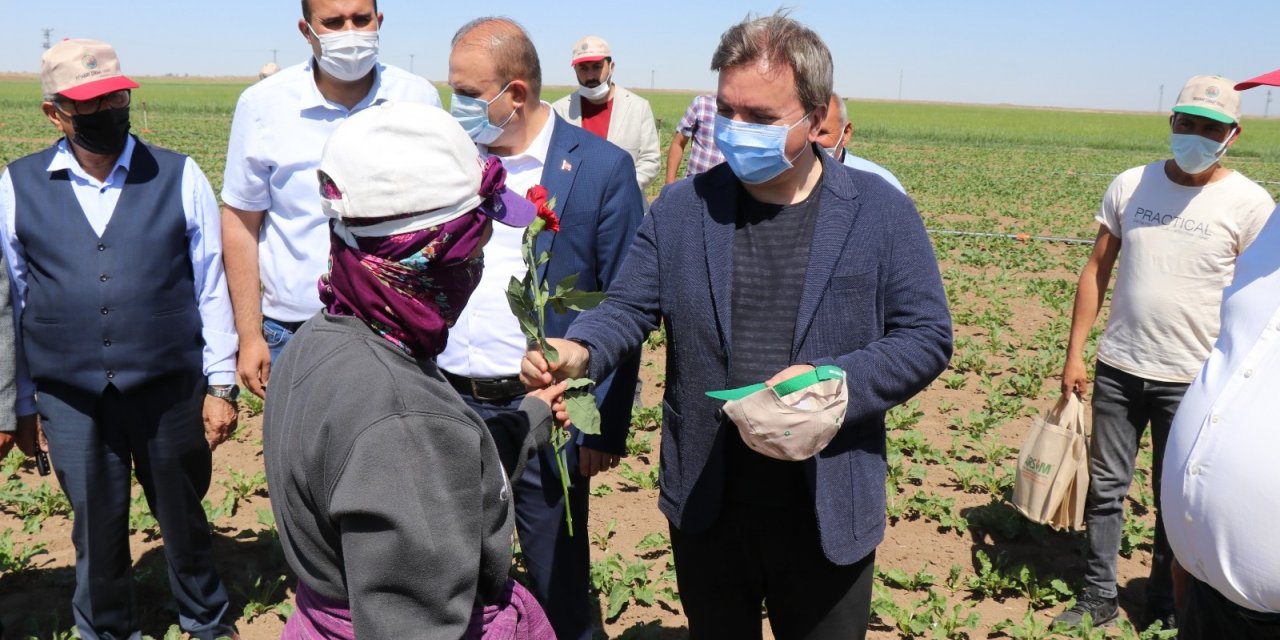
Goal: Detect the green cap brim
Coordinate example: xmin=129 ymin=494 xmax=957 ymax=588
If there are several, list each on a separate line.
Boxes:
xmin=1172 ymin=105 xmax=1236 ymax=124
xmin=705 ymin=365 xmax=846 ymax=401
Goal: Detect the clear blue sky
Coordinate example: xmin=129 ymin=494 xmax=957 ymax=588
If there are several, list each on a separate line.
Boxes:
xmin=4 ymin=1 xmax=1279 ymax=116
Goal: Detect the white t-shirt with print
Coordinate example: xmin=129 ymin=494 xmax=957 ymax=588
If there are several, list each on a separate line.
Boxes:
xmin=1096 ymin=161 xmax=1275 ymax=383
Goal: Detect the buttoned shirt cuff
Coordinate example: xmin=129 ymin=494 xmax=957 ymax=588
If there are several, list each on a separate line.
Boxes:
xmin=202 ymin=328 xmax=239 ymax=383
xmin=207 ymin=371 xmax=236 ymax=386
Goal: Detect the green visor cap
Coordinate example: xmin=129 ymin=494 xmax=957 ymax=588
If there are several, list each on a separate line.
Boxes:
xmin=705 ymin=365 xmax=846 ymax=401
xmin=1171 ymin=104 xmax=1237 ymax=124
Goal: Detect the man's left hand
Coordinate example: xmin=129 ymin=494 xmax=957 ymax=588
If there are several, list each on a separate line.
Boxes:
xmin=766 ymin=364 xmax=817 ymax=387
xmin=0 ymin=432 xmax=15 ymax=459
xmin=203 ymin=396 xmax=238 ymax=451
xmin=579 ymin=446 xmax=621 ymax=478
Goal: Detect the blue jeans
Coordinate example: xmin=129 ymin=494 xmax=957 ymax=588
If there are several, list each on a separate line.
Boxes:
xmin=1084 ymin=362 xmax=1184 ymax=615
xmin=262 ymin=317 xmax=301 ymax=362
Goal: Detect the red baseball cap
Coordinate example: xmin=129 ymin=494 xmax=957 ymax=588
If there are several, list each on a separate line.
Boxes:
xmin=570 ymin=36 xmax=611 ymax=66
xmin=1236 ymin=68 xmax=1280 ymax=90
xmin=41 ymin=39 xmax=139 ymax=101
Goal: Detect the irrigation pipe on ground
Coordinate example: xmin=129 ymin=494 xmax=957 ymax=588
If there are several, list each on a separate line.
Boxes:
xmin=926 ymin=229 xmax=1095 ymax=245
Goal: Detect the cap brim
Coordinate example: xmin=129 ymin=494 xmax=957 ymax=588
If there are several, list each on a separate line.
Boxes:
xmin=1171 ymin=104 xmax=1236 ymax=124
xmin=485 ymin=189 xmax=536 ymax=227
xmin=571 ymin=55 xmax=607 ymax=66
xmin=59 ymin=75 xmax=139 ymax=101
xmin=1236 ymin=68 xmax=1280 ymax=90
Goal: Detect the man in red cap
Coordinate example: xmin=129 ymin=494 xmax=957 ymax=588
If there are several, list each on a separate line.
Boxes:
xmin=0 ymin=38 xmax=239 ymax=639
xmin=552 ymin=35 xmax=661 ymax=193
xmin=1160 ymin=67 xmax=1280 ymax=640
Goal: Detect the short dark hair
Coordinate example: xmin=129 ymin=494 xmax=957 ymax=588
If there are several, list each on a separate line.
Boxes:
xmin=302 ymin=0 xmax=379 ymax=24
xmin=452 ymin=17 xmax=543 ymax=99
xmin=711 ymin=10 xmax=832 ymax=113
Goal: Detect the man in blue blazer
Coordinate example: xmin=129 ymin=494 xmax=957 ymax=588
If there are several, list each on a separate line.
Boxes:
xmin=442 ymin=17 xmax=644 ymax=640
xmin=523 ymin=13 xmax=952 ymax=638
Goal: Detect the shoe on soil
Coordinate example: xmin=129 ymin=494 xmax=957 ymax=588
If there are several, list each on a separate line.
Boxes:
xmin=1052 ymin=590 xmax=1120 ymax=628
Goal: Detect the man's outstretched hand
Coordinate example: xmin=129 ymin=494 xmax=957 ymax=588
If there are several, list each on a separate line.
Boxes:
xmin=520 ymin=338 xmax=590 ymax=390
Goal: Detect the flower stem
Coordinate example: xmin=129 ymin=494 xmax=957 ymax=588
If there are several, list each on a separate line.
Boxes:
xmin=554 ymin=430 xmax=574 ymax=537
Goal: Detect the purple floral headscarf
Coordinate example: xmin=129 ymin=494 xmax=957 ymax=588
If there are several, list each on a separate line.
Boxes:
xmin=319 ymin=211 xmax=488 ymax=359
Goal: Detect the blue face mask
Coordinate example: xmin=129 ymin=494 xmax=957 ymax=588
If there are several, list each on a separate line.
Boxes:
xmin=713 ymin=112 xmax=811 ymax=184
xmin=449 ymin=83 xmax=515 ymax=145
xmin=1170 ymin=130 xmax=1232 ymax=175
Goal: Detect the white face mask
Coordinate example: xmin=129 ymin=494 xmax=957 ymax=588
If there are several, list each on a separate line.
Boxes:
xmin=1170 ymin=130 xmax=1233 ymax=175
xmin=823 ymin=128 xmax=849 ymax=159
xmin=576 ymin=63 xmax=612 ymax=101
xmin=308 ymin=22 xmax=379 ymax=82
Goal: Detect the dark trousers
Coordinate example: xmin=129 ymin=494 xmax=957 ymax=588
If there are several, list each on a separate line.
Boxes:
xmin=38 ymin=375 xmax=232 ymax=640
xmin=669 ymin=501 xmax=875 ymax=639
xmin=459 ymin=392 xmax=593 ymax=640
xmin=1179 ymin=576 xmax=1280 ymax=639
xmin=1084 ymin=362 xmax=1183 ymax=615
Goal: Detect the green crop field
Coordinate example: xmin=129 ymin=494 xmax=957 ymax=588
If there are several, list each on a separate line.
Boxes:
xmin=1 ymin=75 xmax=1278 ymax=638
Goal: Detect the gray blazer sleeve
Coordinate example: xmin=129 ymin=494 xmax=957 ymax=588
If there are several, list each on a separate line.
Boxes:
xmin=0 ymin=244 xmax=17 ymax=432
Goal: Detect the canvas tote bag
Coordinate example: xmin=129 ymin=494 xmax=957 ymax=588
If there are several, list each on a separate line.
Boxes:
xmin=1012 ymin=392 xmax=1089 ymax=531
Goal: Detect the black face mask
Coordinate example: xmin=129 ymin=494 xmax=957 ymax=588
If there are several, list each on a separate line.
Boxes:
xmin=70 ymin=106 xmax=131 ymax=155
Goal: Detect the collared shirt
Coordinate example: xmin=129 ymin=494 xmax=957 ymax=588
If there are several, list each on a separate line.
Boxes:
xmin=840 ymin=150 xmax=907 ymax=195
xmin=0 ymin=136 xmax=237 ymax=415
xmin=220 ymin=59 xmax=442 ymax=322
xmin=676 ymin=94 xmax=725 ymax=177
xmin=1162 ymin=203 xmax=1280 ymax=614
xmin=437 ymin=105 xmax=556 ymax=378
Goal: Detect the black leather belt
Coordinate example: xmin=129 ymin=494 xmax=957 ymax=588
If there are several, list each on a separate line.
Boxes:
xmin=442 ymin=370 xmax=526 ymax=403
xmin=264 ymin=316 xmax=305 ymax=333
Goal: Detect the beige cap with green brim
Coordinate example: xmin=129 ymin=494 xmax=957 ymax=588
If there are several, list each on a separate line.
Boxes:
xmin=709 ymin=365 xmax=848 ymax=462
xmin=1171 ymin=75 xmax=1240 ymax=124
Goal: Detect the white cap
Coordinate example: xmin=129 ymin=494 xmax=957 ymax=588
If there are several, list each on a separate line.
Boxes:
xmin=319 ymin=102 xmax=488 ymax=238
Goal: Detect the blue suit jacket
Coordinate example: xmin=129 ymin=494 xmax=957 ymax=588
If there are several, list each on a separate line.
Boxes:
xmin=566 ymin=150 xmax=953 ymax=564
xmin=537 ymin=115 xmax=645 ymax=455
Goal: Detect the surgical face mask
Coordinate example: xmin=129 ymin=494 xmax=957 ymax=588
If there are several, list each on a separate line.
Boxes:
xmin=577 ymin=65 xmax=612 ymax=101
xmin=449 ymin=83 xmax=515 ymax=145
xmin=822 ymin=128 xmax=849 ymax=159
xmin=70 ymin=106 xmax=131 ymax=155
xmin=308 ymin=22 xmax=379 ymax=82
xmin=713 ymin=112 xmax=811 ymax=184
xmin=1170 ymin=131 xmax=1233 ymax=175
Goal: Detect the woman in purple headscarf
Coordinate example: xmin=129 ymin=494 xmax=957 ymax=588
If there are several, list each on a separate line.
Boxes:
xmin=262 ymin=102 xmax=560 ymax=639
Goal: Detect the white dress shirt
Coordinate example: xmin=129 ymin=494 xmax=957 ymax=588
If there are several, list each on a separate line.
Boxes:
xmin=1162 ymin=202 xmax=1280 ymax=613
xmin=220 ymin=59 xmax=442 ymax=322
xmin=0 ymin=136 xmax=238 ymax=415
xmin=437 ymin=106 xmax=556 ymax=378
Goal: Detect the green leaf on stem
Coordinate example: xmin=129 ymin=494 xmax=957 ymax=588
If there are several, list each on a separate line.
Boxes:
xmin=542 ymin=338 xmax=560 ymax=364
xmin=506 ymin=276 xmax=536 ymax=317
xmin=564 ymin=379 xmax=600 ymax=435
xmin=554 ymin=290 xmax=607 ymax=313
xmin=554 ymin=272 xmax=582 ymax=296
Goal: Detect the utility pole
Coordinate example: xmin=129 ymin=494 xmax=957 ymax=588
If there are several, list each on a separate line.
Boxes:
xmin=41 ymin=28 xmax=53 ymax=50
xmin=650 ymin=69 xmax=654 ymax=90
xmin=1158 ymin=84 xmax=1164 ymax=113
xmin=271 ymin=49 xmax=278 ymax=64
xmin=1266 ymin=90 xmax=1273 ymax=118
xmin=898 ymin=69 xmax=903 ymax=101
xmin=410 ymin=54 xmax=415 ymax=74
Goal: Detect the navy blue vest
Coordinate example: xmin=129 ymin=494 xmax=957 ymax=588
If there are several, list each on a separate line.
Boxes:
xmin=8 ymin=138 xmax=203 ymax=394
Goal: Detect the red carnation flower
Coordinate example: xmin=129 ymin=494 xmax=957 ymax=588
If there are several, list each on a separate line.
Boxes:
xmin=525 ymin=185 xmax=560 ymax=232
